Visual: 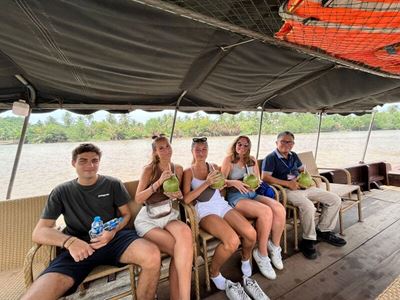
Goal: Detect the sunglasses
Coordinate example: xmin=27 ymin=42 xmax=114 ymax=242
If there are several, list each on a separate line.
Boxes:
xmin=237 ymin=142 xmax=249 ymax=148
xmin=152 ymin=133 xmax=166 ymax=140
xmin=192 ymin=137 xmax=207 ymax=143
xmin=280 ymin=140 xmax=294 ymax=145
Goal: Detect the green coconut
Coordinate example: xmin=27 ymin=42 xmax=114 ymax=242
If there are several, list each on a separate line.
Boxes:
xmin=297 ymin=171 xmax=313 ymax=189
xmin=163 ymin=175 xmax=180 ymax=193
xmin=210 ymin=172 xmax=225 ymax=189
xmin=243 ymin=173 xmax=259 ymax=190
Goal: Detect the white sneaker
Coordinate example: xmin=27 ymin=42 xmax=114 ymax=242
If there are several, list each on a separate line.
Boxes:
xmin=252 ymin=248 xmax=276 ymax=280
xmin=268 ymin=240 xmax=284 ymax=270
xmin=243 ymin=276 xmax=270 ymax=300
xmin=225 ymin=280 xmax=251 ymax=300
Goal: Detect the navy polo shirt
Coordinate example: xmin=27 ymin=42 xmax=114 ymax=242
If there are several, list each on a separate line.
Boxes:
xmin=262 ymin=149 xmax=304 ymax=181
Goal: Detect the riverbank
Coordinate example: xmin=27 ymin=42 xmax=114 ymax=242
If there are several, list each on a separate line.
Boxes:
xmin=1 ymin=130 xmax=400 ymax=199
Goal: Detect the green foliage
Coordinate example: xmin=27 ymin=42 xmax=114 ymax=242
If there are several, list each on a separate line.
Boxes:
xmin=0 ymin=116 xmax=24 ymax=140
xmin=1 ymin=108 xmax=400 ymax=144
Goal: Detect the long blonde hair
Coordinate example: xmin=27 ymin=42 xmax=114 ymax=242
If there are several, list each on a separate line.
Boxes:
xmin=149 ymin=134 xmax=169 ymax=182
xmin=227 ymin=135 xmax=255 ymax=166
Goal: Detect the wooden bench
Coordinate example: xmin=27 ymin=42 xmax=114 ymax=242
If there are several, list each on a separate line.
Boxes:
xmin=320 ymin=162 xmax=389 ymax=191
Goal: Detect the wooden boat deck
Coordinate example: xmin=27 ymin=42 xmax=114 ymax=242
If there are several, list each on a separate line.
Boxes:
xmin=66 ymin=187 xmax=400 ymax=300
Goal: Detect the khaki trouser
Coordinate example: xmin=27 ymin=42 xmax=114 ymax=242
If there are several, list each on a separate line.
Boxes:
xmin=286 ymin=187 xmax=341 ymax=240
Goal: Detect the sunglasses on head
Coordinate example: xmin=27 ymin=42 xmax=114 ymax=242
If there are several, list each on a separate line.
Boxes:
xmin=152 ymin=133 xmax=166 ymax=140
xmin=192 ymin=137 xmax=207 ymax=143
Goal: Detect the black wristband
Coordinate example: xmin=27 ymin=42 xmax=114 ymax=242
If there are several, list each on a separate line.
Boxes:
xmin=61 ymin=236 xmax=72 ymax=249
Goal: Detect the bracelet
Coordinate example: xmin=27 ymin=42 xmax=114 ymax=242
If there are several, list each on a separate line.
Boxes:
xmin=151 ymin=183 xmax=155 ymax=193
xmin=61 ymin=236 xmax=72 ymax=249
xmin=65 ymin=237 xmax=78 ymax=249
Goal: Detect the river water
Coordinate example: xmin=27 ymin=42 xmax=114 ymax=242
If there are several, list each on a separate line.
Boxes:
xmin=1 ymin=130 xmax=399 ymax=199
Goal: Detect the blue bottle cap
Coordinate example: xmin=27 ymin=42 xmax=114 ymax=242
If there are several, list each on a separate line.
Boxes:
xmin=94 ymin=216 xmax=102 ymax=222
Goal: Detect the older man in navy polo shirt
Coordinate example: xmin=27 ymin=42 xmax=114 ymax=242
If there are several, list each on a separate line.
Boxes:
xmin=261 ymin=131 xmax=346 ymax=260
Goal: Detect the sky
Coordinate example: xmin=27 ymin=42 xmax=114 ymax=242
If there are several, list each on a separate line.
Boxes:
xmin=0 ymin=109 xmax=174 ymax=124
xmin=0 ymin=103 xmax=399 ymax=124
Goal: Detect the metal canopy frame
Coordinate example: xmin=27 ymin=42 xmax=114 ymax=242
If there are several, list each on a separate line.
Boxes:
xmin=6 ymin=75 xmax=36 ymax=199
xmin=360 ymin=111 xmax=376 ymax=164
xmin=314 ymin=111 xmax=323 ymax=160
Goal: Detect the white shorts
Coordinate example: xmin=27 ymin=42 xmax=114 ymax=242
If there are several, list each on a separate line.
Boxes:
xmin=195 ymin=197 xmax=232 ymax=221
xmin=134 ymin=206 xmax=180 ymax=237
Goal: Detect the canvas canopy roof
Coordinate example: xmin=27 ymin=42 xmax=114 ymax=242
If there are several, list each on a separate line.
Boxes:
xmin=0 ymin=0 xmax=400 ymax=115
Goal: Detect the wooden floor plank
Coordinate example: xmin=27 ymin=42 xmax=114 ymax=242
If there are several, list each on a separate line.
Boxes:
xmin=366 ymin=189 xmax=400 ymax=203
xmin=279 ymin=219 xmax=400 ymax=300
xmin=206 ymin=193 xmax=400 ymax=300
xmin=63 ymin=190 xmax=400 ymax=300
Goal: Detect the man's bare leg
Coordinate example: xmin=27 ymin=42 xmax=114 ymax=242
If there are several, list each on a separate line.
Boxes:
xmin=21 ymin=272 xmax=74 ymax=300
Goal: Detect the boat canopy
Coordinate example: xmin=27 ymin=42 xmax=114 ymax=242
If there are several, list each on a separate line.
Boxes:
xmin=0 ymin=0 xmax=400 ymax=115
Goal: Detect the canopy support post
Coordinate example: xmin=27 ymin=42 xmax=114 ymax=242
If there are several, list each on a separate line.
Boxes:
xmin=360 ymin=111 xmax=376 ymax=164
xmin=256 ymin=109 xmax=264 ymax=160
xmin=170 ymin=90 xmax=187 ymax=143
xmin=314 ymin=111 xmax=323 ymax=160
xmin=6 ymin=75 xmax=36 ymax=199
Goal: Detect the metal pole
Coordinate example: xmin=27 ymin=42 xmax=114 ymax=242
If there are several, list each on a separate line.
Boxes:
xmin=6 ymin=75 xmax=36 ymax=199
xmin=169 ymin=90 xmax=187 ymax=143
xmin=6 ymin=109 xmax=31 ymax=199
xmin=220 ymin=39 xmax=255 ymax=51
xmin=360 ymin=111 xmax=376 ymax=164
xmin=315 ymin=111 xmax=323 ymax=160
xmin=256 ymin=109 xmax=264 ymax=160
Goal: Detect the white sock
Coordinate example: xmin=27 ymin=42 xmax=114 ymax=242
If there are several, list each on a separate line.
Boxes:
xmin=268 ymin=240 xmax=280 ymax=250
xmin=211 ymin=273 xmax=226 ymax=290
xmin=241 ymin=259 xmax=252 ymax=277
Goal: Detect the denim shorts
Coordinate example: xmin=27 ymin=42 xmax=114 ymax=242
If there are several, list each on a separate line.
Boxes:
xmin=227 ymin=190 xmax=258 ymax=207
xmin=41 ymin=229 xmax=140 ymax=296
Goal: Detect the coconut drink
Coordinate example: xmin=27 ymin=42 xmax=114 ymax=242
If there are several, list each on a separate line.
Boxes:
xmin=243 ymin=173 xmax=259 ymax=190
xmin=163 ymin=175 xmax=180 ymax=193
xmin=210 ymin=172 xmax=225 ymax=189
xmin=297 ymin=171 xmax=313 ymax=189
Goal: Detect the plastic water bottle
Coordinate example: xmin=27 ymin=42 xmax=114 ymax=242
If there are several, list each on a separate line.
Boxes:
xmin=89 ymin=216 xmax=104 ymax=239
xmin=103 ymin=217 xmax=123 ymax=231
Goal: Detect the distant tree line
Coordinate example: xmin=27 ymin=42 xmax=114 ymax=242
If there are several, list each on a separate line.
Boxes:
xmin=1 ymin=107 xmax=400 ymax=144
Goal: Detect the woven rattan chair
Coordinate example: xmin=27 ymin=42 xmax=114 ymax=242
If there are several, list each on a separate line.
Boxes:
xmin=182 ymin=203 xmax=218 ymax=292
xmin=0 ymin=195 xmax=48 ymax=300
xmin=24 ymin=181 xmax=141 ymax=299
xmin=297 ymin=151 xmax=363 ymax=235
xmin=23 ymin=180 xmax=200 ymax=300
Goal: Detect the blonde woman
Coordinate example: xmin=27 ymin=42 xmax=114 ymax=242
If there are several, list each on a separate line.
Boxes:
xmin=183 ymin=137 xmax=269 ymax=300
xmin=135 ymin=134 xmax=193 ymax=300
xmin=221 ymin=136 xmax=286 ymax=279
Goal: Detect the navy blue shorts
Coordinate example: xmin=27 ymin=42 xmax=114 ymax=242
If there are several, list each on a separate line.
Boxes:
xmin=41 ymin=229 xmax=140 ymax=296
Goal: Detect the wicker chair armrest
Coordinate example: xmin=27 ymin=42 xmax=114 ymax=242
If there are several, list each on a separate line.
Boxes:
xmin=312 ymin=177 xmax=319 ymax=188
xmin=24 ymin=243 xmax=56 ymax=288
xmin=318 ymin=167 xmax=351 ymax=184
xmin=311 ymin=175 xmax=331 ymax=191
xmin=180 ymin=203 xmax=199 ymax=239
xmin=24 ymin=225 xmax=63 ymax=288
xmin=270 ymin=184 xmax=287 ymax=207
xmin=24 ymin=243 xmax=42 ymax=287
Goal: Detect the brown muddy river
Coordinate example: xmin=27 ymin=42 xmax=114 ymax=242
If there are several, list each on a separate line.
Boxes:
xmin=1 ymin=130 xmax=399 ymax=199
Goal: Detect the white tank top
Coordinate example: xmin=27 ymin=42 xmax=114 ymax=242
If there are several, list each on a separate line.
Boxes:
xmin=191 ymin=168 xmax=225 ymax=203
